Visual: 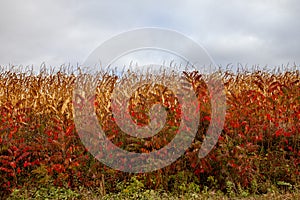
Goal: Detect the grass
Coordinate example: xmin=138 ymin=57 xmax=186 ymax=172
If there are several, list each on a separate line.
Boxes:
xmin=7 ymin=184 xmax=300 ymax=200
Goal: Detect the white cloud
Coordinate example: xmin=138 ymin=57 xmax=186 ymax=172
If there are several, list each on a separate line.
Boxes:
xmin=0 ymin=0 xmax=299 ymax=72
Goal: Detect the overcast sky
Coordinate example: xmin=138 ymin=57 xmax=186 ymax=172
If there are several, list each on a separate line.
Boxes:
xmin=0 ymin=0 xmax=299 ymax=73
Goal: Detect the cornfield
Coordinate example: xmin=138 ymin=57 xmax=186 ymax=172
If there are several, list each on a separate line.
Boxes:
xmin=0 ymin=65 xmax=299 ymax=198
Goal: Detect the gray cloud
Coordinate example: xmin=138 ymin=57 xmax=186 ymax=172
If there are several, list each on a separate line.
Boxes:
xmin=0 ymin=0 xmax=299 ymax=72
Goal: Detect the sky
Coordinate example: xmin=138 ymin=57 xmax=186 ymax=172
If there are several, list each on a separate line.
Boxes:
xmin=0 ymin=0 xmax=299 ymax=73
